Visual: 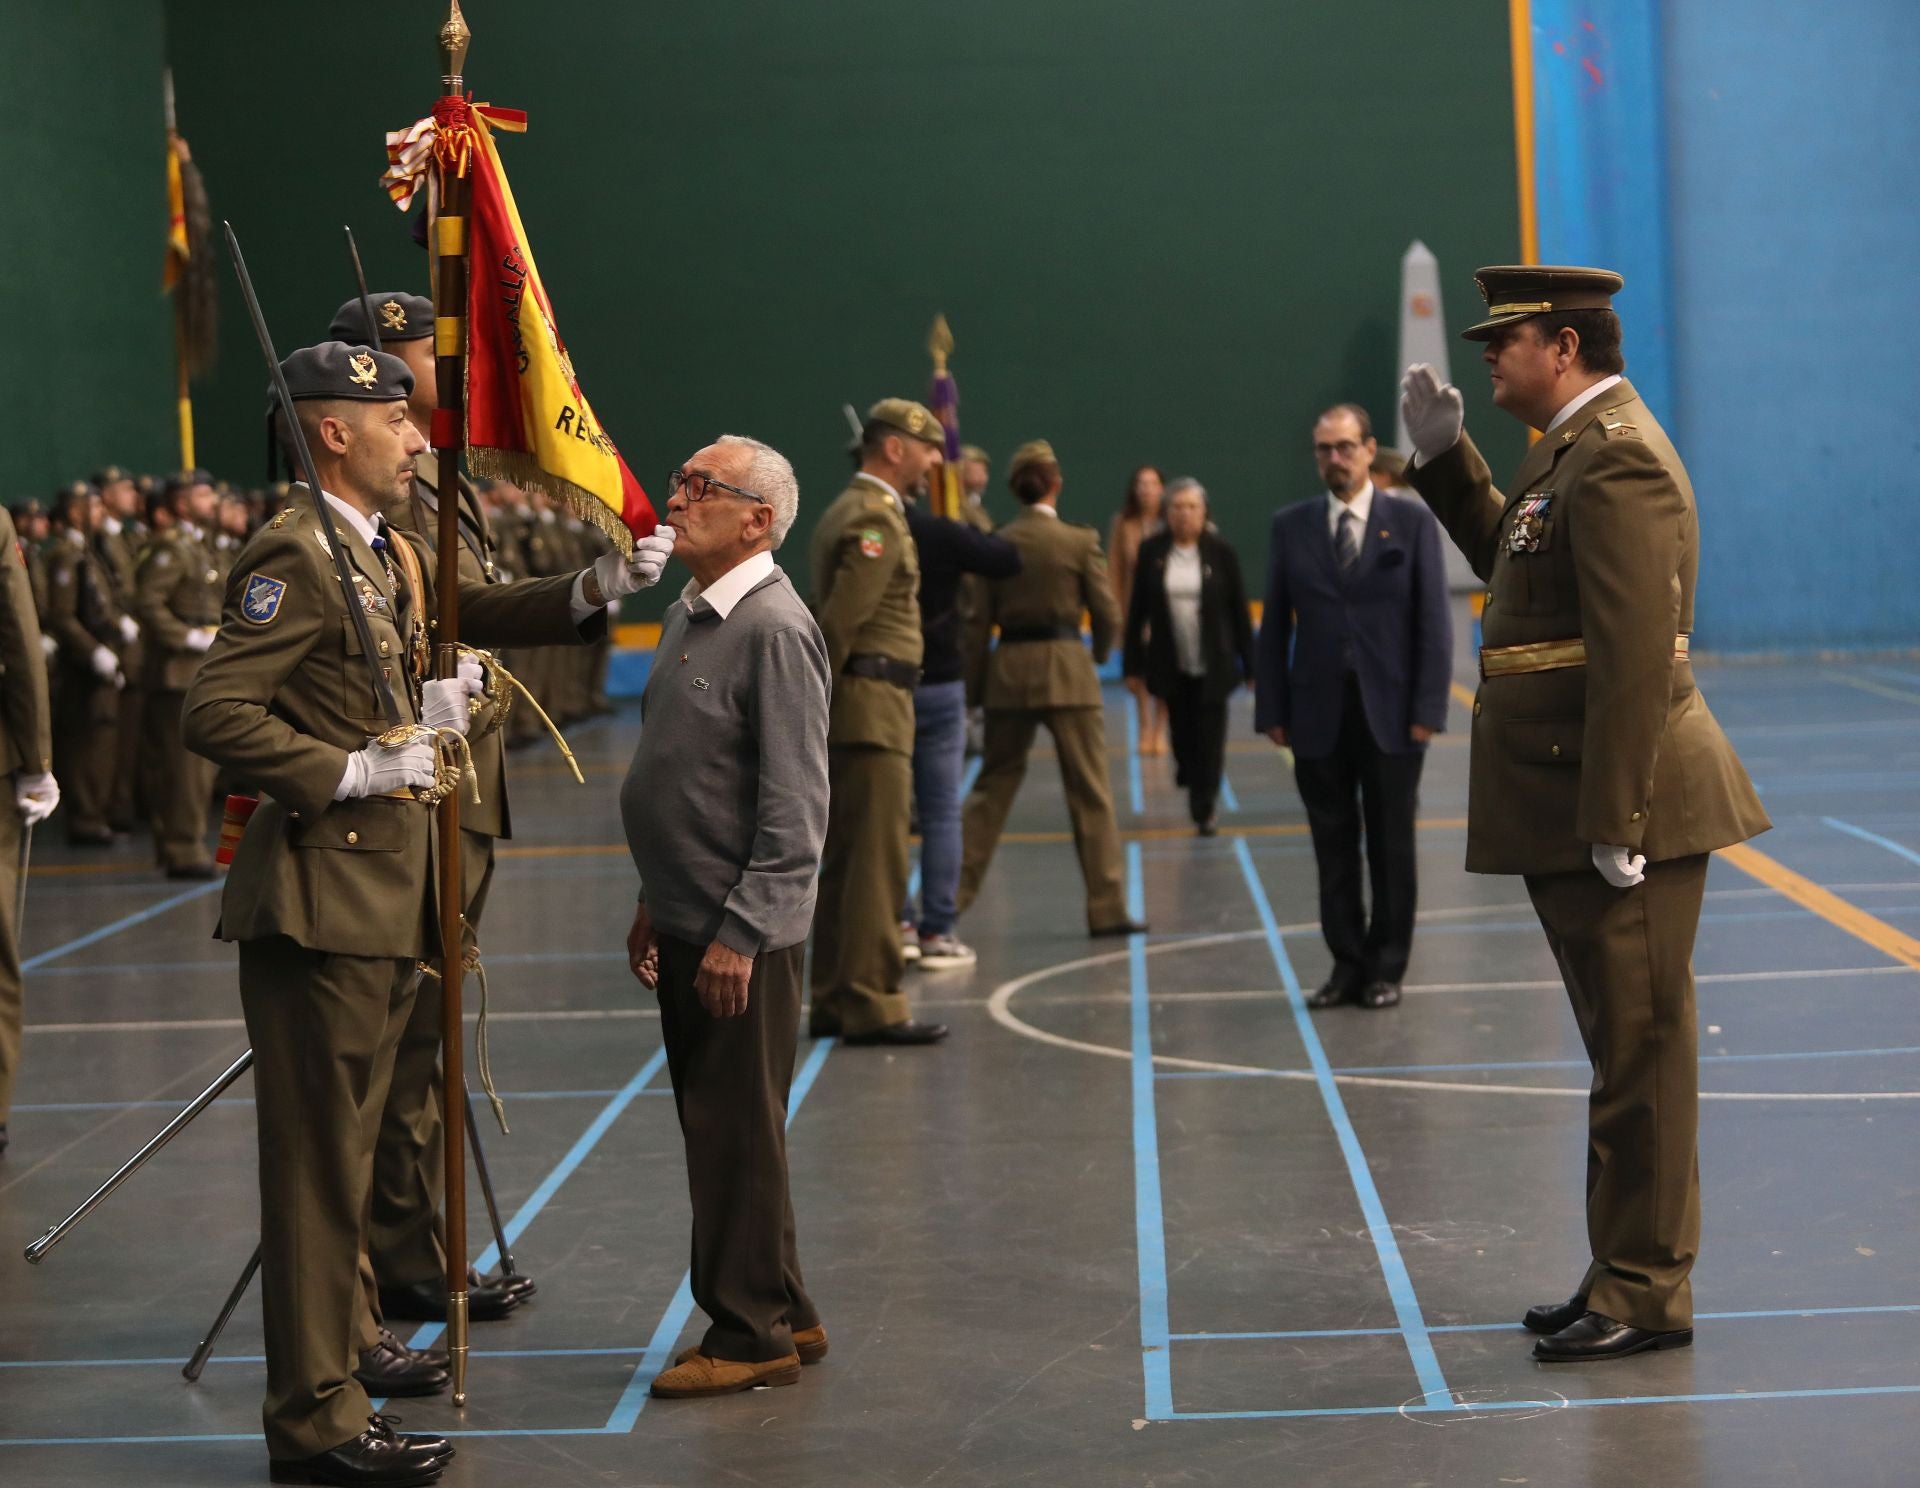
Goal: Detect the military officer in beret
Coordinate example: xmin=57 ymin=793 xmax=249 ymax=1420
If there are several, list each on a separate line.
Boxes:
xmin=330 ymin=292 xmax=674 ymax=1331
xmin=92 ymin=465 xmax=148 ymax=832
xmin=133 ymin=470 xmax=224 ymax=877
xmin=1400 ymin=265 xmax=1769 ymax=1363
xmin=43 ymin=482 xmax=128 ymax=846
xmin=806 ymin=398 xmax=948 ymax=1045
xmin=957 ymin=442 xmax=1141 ymax=935
xmin=1 ymin=499 xmax=58 ymax=1158
xmin=183 ymin=342 xmax=662 ymax=1483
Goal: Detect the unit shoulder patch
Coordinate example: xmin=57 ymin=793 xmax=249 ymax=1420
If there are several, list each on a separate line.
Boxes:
xmin=241 ymin=573 xmax=288 ymax=624
xmin=857 ymin=527 xmax=886 ymax=559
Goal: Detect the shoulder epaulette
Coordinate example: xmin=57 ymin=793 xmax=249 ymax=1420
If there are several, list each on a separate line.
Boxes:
xmin=267 ymin=507 xmax=300 ymax=530
xmin=1596 ymin=406 xmax=1642 ymax=440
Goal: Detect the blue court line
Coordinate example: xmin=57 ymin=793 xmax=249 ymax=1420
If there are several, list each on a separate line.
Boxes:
xmin=601 ymin=1035 xmax=836 ymax=1432
xmin=1824 ymin=816 xmax=1920 ymax=871
xmin=1164 ymin=1383 xmax=1920 ymax=1421
xmin=1231 ymin=835 xmax=1454 ymax=1410
xmin=1169 ymin=1303 xmax=1920 ymax=1342
xmin=1122 ymin=842 xmax=1176 ymax=1420
xmin=21 ymin=878 xmax=223 ymax=972
xmin=1125 ymin=695 xmax=1145 ymax=812
xmin=1151 ymin=1045 xmax=1920 ymax=1083
xmin=1219 ymin=773 xmax=1240 ymax=813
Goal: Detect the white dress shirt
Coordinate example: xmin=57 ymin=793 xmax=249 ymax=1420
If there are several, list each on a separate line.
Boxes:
xmin=1326 ymin=481 xmax=1375 ymax=548
xmin=1164 ymin=542 xmax=1206 ymax=677
xmin=680 ymin=549 xmax=775 ymax=621
xmin=1546 ymin=374 xmax=1624 ymax=434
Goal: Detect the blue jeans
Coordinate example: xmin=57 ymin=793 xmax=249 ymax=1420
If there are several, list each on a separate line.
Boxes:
xmin=904 ymin=679 xmax=967 ymax=937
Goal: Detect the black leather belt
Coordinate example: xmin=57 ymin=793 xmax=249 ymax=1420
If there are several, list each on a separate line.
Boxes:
xmin=998 ymin=624 xmax=1081 ymax=644
xmin=844 ymin=652 xmax=921 ymax=689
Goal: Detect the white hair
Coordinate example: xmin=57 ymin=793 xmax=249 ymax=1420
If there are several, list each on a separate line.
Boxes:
xmin=715 ymin=433 xmax=799 ymax=548
xmin=1165 ymin=476 xmax=1208 ymax=505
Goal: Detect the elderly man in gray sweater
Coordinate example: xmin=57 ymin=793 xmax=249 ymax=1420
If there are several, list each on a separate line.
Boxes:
xmin=622 ymin=435 xmax=832 ymax=1399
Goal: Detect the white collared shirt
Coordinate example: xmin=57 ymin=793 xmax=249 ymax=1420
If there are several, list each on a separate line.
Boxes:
xmin=1326 ymin=481 xmax=1375 ymax=541
xmin=681 ymin=549 xmax=775 ymax=621
xmin=1546 ymin=374 xmax=1624 ymax=433
xmin=1164 ymin=541 xmax=1206 ymax=676
xmin=1029 ymin=502 xmax=1059 ymax=518
xmin=321 ymin=490 xmax=381 ymax=548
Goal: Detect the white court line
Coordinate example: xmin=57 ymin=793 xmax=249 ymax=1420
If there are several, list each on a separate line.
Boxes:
xmin=984 ymin=939 xmax=1920 ymax=1102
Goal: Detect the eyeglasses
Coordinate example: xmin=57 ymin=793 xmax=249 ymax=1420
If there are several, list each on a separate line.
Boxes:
xmin=668 ymin=467 xmax=766 ymax=505
xmin=1312 ymin=440 xmax=1365 ymax=458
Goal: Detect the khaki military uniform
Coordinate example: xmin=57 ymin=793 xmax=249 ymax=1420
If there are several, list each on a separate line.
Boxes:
xmin=96 ymin=521 xmax=147 ymax=829
xmin=808 ymin=474 xmax=922 ymax=1035
xmin=957 ymin=505 xmax=1129 ymax=928
xmin=1408 ymin=378 xmax=1769 ymax=1332
xmin=1 ymin=507 xmax=53 ymax=1128
xmin=134 ymin=524 xmax=223 ymax=871
xmin=183 ymin=494 xmax=586 ymax=1459
xmin=507 ymin=510 xmax=576 ymax=740
xmin=43 ymin=533 xmax=127 ymax=840
xmin=956 ymin=496 xmax=995 ymax=705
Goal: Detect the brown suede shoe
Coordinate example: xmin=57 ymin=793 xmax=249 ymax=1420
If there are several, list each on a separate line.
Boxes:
xmin=675 ymin=1325 xmax=828 ymax=1369
xmin=650 ymin=1351 xmax=801 ymax=1398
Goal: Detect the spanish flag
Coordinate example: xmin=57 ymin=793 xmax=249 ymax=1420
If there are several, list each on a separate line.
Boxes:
xmin=384 ymin=102 xmax=656 ymax=550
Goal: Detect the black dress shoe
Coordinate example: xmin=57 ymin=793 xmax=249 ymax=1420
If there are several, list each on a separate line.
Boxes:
xmin=377 ymin=1328 xmax=447 ymax=1369
xmin=1305 ymin=975 xmax=1361 ymax=1009
xmin=473 ymin=1265 xmax=537 ymax=1302
xmin=841 ymin=1019 xmax=950 ymax=1047
xmin=68 ymin=826 xmax=115 ymax=847
xmin=1522 ymin=1292 xmax=1589 ymax=1335
xmin=1360 ymin=980 xmax=1402 ymax=1009
xmin=1533 ymin=1311 xmax=1693 ymax=1362
xmin=270 ymin=1413 xmax=452 ymax=1485
xmin=1196 ymin=818 xmax=1219 ymax=837
xmin=165 ymin=860 xmax=218 ymax=880
xmin=379 ymin=1275 xmax=525 ymax=1323
xmin=1090 ymin=920 xmax=1149 ymax=938
xmin=353 ymin=1336 xmax=449 ymax=1397
xmin=0 ymin=1124 xmax=9 ymax=1157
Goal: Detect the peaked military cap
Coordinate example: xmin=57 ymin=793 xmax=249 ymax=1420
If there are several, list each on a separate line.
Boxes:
xmin=329 ymin=290 xmax=435 ymax=345
xmin=1007 ymin=439 xmax=1058 ymax=479
xmin=1462 ymin=265 xmax=1624 ymax=341
xmin=865 ymin=397 xmax=945 ymax=447
xmin=276 ymin=341 xmax=414 ymax=404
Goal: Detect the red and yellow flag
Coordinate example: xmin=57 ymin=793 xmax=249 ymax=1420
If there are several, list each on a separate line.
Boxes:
xmin=385 ymin=102 xmax=656 ymax=550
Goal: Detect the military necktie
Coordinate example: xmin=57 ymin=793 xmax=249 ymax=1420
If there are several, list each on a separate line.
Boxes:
xmin=1337 ymin=509 xmax=1360 ymax=573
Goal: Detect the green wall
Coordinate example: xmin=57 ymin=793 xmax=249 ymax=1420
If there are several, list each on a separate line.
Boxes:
xmin=15 ymin=2 xmax=1524 ymax=613
xmin=0 ymin=2 xmax=176 ymax=497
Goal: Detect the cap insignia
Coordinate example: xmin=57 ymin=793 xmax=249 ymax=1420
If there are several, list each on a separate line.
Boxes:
xmin=379 ymin=300 xmax=408 ymax=332
xmin=348 ymin=352 xmax=380 ymax=388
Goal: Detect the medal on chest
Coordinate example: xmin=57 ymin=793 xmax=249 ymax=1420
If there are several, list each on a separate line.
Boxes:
xmin=1507 ymin=493 xmax=1553 ymax=555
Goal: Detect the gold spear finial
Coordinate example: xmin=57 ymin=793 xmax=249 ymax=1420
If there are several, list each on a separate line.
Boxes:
xmin=928 ymin=314 xmax=953 ymax=374
xmin=440 ymin=0 xmax=472 ymax=90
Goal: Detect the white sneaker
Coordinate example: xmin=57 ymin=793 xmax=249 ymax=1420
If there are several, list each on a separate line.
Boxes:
xmin=917 ymin=934 xmax=976 ymax=969
xmin=900 ymin=921 xmax=922 ymax=962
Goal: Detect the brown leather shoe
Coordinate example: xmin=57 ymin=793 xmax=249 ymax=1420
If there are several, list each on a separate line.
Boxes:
xmin=649 ymin=1351 xmax=801 ymax=1398
xmin=676 ymin=1325 xmax=827 ymax=1369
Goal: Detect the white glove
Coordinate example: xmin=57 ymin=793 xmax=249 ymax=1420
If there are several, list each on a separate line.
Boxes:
xmin=1400 ymin=364 xmax=1465 ymax=463
xmin=593 ymin=527 xmax=677 ymax=601
xmin=1592 ymin=843 xmax=1647 ymax=889
xmin=185 ymin=627 xmax=216 ymax=653
xmin=40 ymin=633 xmax=56 ymax=659
xmin=118 ymin=614 xmax=140 ymax=644
xmin=15 ymin=771 xmax=60 ymax=827
xmin=90 ymin=644 xmax=122 ymax=685
xmin=422 ymin=656 xmax=486 ymax=736
xmin=335 ymin=737 xmax=438 ymax=800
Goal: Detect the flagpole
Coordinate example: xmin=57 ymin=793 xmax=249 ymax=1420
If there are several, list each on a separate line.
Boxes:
xmin=430 ymin=0 xmax=473 ymax=1408
xmin=164 ymin=70 xmax=195 ymax=468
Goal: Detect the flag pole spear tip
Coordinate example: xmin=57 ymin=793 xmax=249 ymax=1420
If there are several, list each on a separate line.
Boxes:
xmin=441 ymin=0 xmax=472 ymax=85
xmin=163 ymin=66 xmax=177 ymax=133
xmin=928 ymin=314 xmax=953 ymax=373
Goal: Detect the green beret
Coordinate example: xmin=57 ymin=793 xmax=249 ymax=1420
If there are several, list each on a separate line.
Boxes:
xmin=960 ymin=444 xmax=990 ymax=467
xmin=865 ymin=397 xmax=945 ymax=447
xmin=329 ymin=291 xmax=435 ymax=345
xmin=275 ymin=341 xmax=414 ymax=405
xmin=1462 ymin=264 xmax=1624 ymax=341
xmin=1007 ymin=439 xmax=1058 ymax=479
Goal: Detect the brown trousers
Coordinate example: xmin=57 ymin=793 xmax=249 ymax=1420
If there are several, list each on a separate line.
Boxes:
xmin=657 ymin=934 xmax=818 ymax=1362
xmin=810 ymin=745 xmax=911 ymax=1035
xmin=957 ymin=706 xmax=1128 ymax=930
xmin=240 ymin=937 xmax=416 ymax=1460
xmin=0 ymin=798 xmax=23 ymax=1124
xmin=1524 ymin=853 xmax=1709 ymax=1332
xmin=141 ymin=689 xmax=216 ymax=871
xmin=52 ymin=672 xmax=117 ymax=837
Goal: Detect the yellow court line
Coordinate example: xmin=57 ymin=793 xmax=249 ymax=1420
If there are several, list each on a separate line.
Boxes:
xmin=1717 ymin=841 xmax=1920 ymax=972
xmin=1450 ymin=681 xmax=1478 ymax=710
xmin=1831 ymin=674 xmax=1920 ymax=708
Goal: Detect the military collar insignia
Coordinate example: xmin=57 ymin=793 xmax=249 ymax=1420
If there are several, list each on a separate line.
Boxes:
xmin=379 ymin=300 xmax=408 ymax=332
xmin=347 ymin=351 xmax=380 ymax=388
xmin=242 ymin=573 xmax=287 ymax=623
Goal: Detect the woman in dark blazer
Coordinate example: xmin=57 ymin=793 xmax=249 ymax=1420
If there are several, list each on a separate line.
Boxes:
xmin=1122 ymin=479 xmax=1256 ymax=832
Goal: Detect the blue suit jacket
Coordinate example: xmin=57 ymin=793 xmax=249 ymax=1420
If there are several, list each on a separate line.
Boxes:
xmin=1253 ymin=487 xmax=1453 ymax=758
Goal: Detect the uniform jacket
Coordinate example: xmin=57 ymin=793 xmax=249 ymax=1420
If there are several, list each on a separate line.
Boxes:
xmin=1254 ymin=487 xmax=1453 ymax=757
xmin=975 ymin=504 xmax=1120 ymax=711
xmin=1124 ymin=529 xmax=1257 ymax=704
xmin=43 ymin=533 xmax=126 ymax=672
xmin=1408 ymin=378 xmax=1769 ymax=874
xmin=183 ymin=493 xmax=588 ymax=960
xmin=809 ymin=474 xmax=922 ymax=752
xmin=135 ymin=526 xmax=224 ymax=691
xmin=0 ymin=508 xmax=52 ymax=775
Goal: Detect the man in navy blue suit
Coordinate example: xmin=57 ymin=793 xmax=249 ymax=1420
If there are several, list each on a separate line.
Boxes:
xmin=1255 ymin=405 xmax=1453 ymax=1009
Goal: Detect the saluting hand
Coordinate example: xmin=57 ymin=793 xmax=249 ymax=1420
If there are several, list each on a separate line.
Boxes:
xmin=627 ymin=900 xmax=659 ymax=988
xmin=695 ymin=941 xmax=754 ymax=1018
xmin=1400 ymin=364 xmax=1464 ymax=463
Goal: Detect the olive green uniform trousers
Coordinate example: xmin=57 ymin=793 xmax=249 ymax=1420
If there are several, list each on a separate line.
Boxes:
xmin=142 ymin=689 xmax=217 ymax=871
xmin=810 ymin=745 xmax=911 ymax=1036
xmin=0 ymin=800 xmax=24 ymax=1126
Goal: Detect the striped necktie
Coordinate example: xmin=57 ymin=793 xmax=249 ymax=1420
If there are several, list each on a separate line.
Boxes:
xmin=1336 ymin=509 xmax=1360 ymax=573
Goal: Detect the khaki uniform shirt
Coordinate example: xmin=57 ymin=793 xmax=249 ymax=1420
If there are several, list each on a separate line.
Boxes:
xmin=43 ymin=534 xmax=126 ymax=673
xmin=976 ymin=505 xmax=1119 ymax=711
xmin=809 ymin=474 xmax=922 ymax=752
xmin=1408 ymin=378 xmax=1769 ymax=875
xmin=135 ymin=526 xmax=224 ymax=691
